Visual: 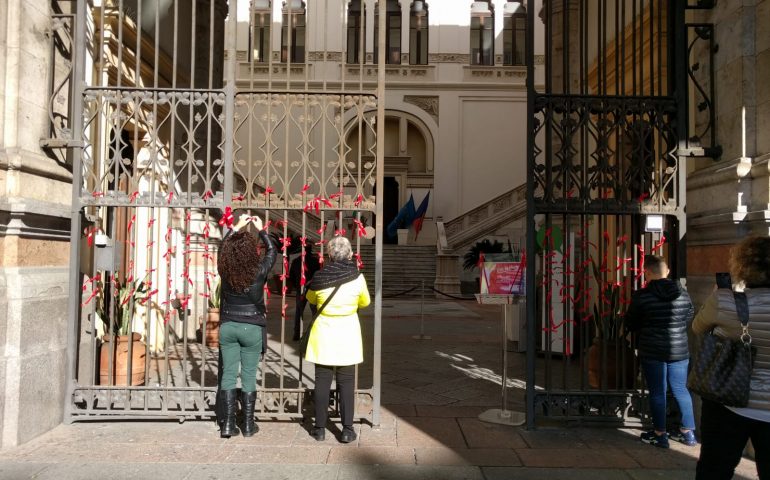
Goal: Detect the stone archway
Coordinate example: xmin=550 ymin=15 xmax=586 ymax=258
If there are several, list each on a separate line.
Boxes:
xmin=345 ymin=110 xmax=434 ymax=242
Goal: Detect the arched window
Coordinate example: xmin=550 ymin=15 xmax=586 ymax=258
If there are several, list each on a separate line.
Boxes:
xmin=503 ymin=2 xmax=526 ymax=66
xmin=409 ymin=1 xmax=428 ymax=65
xmin=374 ymin=1 xmax=402 ymax=64
xmin=250 ymin=0 xmax=271 ymax=63
xmin=281 ymin=0 xmax=305 ymax=63
xmin=347 ymin=1 xmax=366 ymax=64
xmin=470 ymin=1 xmax=494 ymax=66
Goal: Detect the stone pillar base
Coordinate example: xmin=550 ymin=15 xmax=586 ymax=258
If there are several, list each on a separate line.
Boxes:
xmin=434 ymin=253 xmax=461 ymax=298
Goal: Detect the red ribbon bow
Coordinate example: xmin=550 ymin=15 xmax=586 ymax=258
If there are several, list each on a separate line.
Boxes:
xmin=218 ymin=206 xmax=234 ymax=228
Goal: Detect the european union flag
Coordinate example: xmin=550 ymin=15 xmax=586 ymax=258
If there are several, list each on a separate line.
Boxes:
xmin=386 ymin=195 xmax=416 ymax=238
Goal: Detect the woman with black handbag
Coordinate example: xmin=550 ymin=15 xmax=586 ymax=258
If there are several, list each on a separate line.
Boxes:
xmin=302 ymin=235 xmax=370 ymax=443
xmin=693 ymin=236 xmax=770 ymax=479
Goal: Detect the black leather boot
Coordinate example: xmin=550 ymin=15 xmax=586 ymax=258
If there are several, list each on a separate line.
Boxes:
xmin=220 ymin=389 xmax=240 ymax=438
xmin=241 ymin=391 xmax=258 ymax=437
xmin=215 ymin=389 xmax=225 ymax=430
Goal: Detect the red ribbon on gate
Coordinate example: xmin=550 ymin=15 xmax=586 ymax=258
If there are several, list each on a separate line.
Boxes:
xmin=218 ymin=206 xmax=234 ymax=228
xmin=352 ymin=219 xmax=366 ymax=238
xmin=84 ymin=226 xmax=97 ymax=247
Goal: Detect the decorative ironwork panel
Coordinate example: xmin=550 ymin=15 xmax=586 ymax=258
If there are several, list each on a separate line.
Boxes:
xmin=231 ymin=92 xmax=377 ymax=212
xmin=532 ymin=95 xmax=679 ymax=214
xmin=81 ymin=88 xmax=228 ymax=207
xmin=684 ymin=23 xmax=721 ymax=159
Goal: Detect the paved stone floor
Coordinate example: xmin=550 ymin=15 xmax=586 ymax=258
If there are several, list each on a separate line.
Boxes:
xmin=0 ymin=299 xmax=760 ymax=479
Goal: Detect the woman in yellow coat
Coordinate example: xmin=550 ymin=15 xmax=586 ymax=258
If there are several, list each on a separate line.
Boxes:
xmin=305 ymin=236 xmax=370 ymax=443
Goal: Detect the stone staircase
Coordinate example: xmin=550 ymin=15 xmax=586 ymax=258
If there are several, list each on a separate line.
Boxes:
xmin=434 ymin=183 xmax=527 ymax=294
xmin=358 ymin=244 xmax=436 ymax=299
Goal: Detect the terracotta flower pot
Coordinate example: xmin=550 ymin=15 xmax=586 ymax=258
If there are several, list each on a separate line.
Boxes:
xmin=587 ymin=339 xmax=635 ymax=389
xmin=206 ymin=308 xmax=220 ymax=348
xmin=99 ymin=333 xmax=146 ymax=386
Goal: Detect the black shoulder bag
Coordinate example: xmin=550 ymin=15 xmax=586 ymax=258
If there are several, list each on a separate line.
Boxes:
xmin=687 ymin=291 xmax=756 ymax=408
xmin=299 ymin=285 xmax=340 ymax=358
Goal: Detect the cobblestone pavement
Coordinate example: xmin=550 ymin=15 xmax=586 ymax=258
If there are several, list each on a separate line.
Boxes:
xmin=0 ymin=299 xmax=759 ymax=479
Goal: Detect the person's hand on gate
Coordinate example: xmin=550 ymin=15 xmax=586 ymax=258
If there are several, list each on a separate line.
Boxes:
xmin=234 ymin=213 xmax=251 ymax=231
xmin=251 ymin=215 xmax=264 ymax=231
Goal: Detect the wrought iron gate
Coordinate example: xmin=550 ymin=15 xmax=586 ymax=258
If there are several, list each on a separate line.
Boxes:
xmin=58 ymin=0 xmax=386 ymax=423
xmin=524 ymin=0 xmax=716 ymax=426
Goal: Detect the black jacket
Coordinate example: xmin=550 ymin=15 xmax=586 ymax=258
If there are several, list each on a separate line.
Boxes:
xmin=625 ymin=278 xmax=694 ymax=362
xmin=220 ymin=230 xmax=278 ymax=327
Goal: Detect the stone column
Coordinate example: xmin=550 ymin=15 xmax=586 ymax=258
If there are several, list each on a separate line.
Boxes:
xmin=0 ymin=0 xmax=73 ymax=448
xmin=686 ymin=1 xmax=770 ymax=305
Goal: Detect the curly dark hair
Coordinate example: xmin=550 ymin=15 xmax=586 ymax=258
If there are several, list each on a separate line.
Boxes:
xmin=730 ymin=236 xmax=770 ymax=288
xmin=218 ymin=230 xmax=262 ymax=293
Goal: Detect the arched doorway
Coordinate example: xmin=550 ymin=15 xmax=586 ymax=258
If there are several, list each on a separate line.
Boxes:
xmin=346 ymin=111 xmax=434 ymax=244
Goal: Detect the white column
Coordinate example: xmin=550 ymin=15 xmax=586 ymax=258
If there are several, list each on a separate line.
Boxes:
xmin=492 ymin=0 xmax=506 ymax=65
xmin=365 ymin=0 xmax=376 ymax=57
xmin=401 ymin=0 xmax=410 ymax=63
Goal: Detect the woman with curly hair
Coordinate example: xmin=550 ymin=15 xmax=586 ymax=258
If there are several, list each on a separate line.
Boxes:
xmin=216 ymin=213 xmax=277 ymax=438
xmin=693 ymin=235 xmax=770 ymax=479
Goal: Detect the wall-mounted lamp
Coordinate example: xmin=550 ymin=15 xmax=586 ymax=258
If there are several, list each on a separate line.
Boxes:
xmin=645 ymin=214 xmax=664 ymax=233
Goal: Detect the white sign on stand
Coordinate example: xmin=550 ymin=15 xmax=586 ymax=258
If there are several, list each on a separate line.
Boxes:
xmin=475 ymin=293 xmax=526 ymax=427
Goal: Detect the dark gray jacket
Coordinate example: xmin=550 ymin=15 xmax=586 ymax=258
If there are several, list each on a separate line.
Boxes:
xmin=625 ymin=279 xmax=694 ymax=362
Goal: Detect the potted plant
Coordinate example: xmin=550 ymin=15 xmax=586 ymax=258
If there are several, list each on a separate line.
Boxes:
xmin=586 ymin=262 xmax=635 ymax=389
xmin=97 ymin=278 xmax=147 ymax=386
xmin=205 ymin=277 xmax=221 ymax=348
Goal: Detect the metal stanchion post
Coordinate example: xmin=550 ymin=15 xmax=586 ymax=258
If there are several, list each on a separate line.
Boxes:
xmin=413 ymin=280 xmax=431 ymax=340
xmin=477 ymin=294 xmax=525 ymax=426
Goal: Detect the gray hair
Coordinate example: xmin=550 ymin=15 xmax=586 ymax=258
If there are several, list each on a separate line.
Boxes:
xmin=327 ymin=236 xmax=353 ymax=262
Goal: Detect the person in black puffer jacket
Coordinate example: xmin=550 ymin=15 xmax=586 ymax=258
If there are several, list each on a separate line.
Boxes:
xmin=626 ymin=255 xmax=695 ymax=449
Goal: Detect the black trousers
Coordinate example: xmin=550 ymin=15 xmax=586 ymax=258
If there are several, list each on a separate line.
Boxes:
xmin=696 ymin=398 xmax=770 ymax=479
xmin=314 ymin=364 xmax=355 ymax=429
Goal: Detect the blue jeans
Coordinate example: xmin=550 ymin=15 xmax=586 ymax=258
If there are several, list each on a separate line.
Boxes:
xmin=641 ymin=358 xmax=696 ymax=432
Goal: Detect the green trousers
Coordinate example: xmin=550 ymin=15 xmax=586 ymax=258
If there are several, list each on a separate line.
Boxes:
xmin=219 ymin=321 xmax=263 ymax=392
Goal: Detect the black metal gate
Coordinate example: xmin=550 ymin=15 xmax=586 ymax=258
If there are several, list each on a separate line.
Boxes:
xmin=524 ymin=0 xmax=717 ymax=426
xmin=56 ymin=0 xmax=387 ymax=423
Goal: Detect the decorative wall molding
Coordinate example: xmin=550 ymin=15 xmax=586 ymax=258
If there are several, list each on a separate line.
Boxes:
xmin=0 ymin=199 xmax=72 ymax=240
xmin=404 ymin=95 xmax=439 ymax=124
xmin=428 ymin=53 xmax=471 ymax=64
xmin=307 ymin=51 xmax=343 ymax=62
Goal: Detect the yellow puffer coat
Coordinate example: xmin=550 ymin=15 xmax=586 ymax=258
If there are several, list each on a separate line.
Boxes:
xmin=304 ymin=274 xmax=370 ymax=366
